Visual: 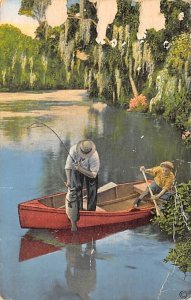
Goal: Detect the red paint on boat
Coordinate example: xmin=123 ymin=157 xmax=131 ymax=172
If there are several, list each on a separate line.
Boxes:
xmin=18 ymin=182 xmax=154 ymax=230
xmin=19 ymin=234 xmax=60 ymax=261
xmin=19 ymin=217 xmax=151 ymax=261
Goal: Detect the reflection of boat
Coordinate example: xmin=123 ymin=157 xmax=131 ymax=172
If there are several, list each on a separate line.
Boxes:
xmin=19 ymin=231 xmax=61 ymax=261
xmin=18 ymin=181 xmax=154 ymax=230
xmin=19 ymin=218 xmax=151 ymax=262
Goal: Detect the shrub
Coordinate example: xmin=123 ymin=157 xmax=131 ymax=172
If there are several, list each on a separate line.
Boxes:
xmin=164 ymin=239 xmax=191 ymax=273
xmin=128 ymin=94 xmax=147 ymax=112
xmin=154 ymin=181 xmax=191 ymax=273
xmin=154 ymin=181 xmax=191 ymax=239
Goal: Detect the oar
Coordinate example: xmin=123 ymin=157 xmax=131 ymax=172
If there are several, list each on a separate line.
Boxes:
xmin=141 ymin=170 xmax=161 ymax=217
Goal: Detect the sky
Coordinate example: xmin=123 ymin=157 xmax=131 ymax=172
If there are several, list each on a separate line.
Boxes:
xmin=0 ymin=0 xmax=39 ymax=37
xmin=0 ymin=0 xmax=78 ymax=37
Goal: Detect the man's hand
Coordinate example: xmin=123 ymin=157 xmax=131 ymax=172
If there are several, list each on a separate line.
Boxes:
xmin=72 ymin=162 xmax=95 ymax=178
xmin=73 ymin=162 xmax=80 ymax=171
xmin=140 ymin=166 xmax=145 ymax=172
xmin=65 ymin=181 xmax=71 ymax=188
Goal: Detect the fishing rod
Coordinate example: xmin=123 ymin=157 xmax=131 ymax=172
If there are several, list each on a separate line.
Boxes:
xmin=27 ymin=122 xmax=76 ymax=163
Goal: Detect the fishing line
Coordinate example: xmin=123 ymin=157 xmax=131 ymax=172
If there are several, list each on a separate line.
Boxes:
xmin=27 ymin=122 xmax=76 ymax=163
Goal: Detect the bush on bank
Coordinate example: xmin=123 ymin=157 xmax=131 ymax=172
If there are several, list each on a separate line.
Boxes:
xmin=154 ymin=181 xmax=191 ymax=273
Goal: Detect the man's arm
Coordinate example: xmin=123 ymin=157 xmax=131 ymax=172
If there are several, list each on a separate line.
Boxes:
xmin=65 ymin=169 xmax=72 ymax=187
xmin=65 ymin=146 xmax=76 ymax=186
xmin=140 ymin=166 xmax=158 ymax=176
xmin=73 ymin=152 xmax=99 ymax=178
xmin=140 ymin=166 xmax=152 ymax=174
xmin=73 ymin=163 xmax=96 ymax=178
xmin=152 ymin=188 xmax=167 ymax=200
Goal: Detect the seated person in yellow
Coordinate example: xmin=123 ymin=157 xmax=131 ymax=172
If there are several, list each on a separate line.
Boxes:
xmin=133 ymin=161 xmax=175 ymax=207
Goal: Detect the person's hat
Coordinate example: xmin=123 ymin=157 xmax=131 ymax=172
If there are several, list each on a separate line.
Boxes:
xmin=160 ymin=161 xmax=174 ymax=170
xmin=76 ymin=140 xmax=96 ymax=158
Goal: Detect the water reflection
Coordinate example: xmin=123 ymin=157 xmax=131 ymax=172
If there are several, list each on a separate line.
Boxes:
xmin=19 ymin=219 xmax=151 ymax=262
xmin=0 ymin=100 xmax=190 ymax=197
xmin=66 ymin=243 xmax=96 ymax=300
xmin=17 ymin=220 xmax=191 ymax=300
xmin=0 ymin=98 xmax=190 ymax=299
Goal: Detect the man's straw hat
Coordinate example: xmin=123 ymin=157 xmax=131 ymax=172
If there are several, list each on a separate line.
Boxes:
xmin=76 ymin=140 xmax=96 ymax=158
xmin=160 ymin=161 xmax=174 ymax=170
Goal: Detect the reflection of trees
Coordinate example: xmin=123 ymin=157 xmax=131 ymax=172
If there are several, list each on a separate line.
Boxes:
xmin=84 ymin=107 xmax=190 ymax=185
xmin=39 ymin=136 xmax=71 ymax=195
xmin=3 ymin=104 xmax=189 ymax=194
xmin=65 ymin=242 xmax=96 ymax=300
xmin=1 ymin=116 xmax=33 ymax=142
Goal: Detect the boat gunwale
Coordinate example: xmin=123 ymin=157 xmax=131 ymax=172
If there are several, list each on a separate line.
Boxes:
xmin=18 ymin=180 xmax=144 ymax=207
xmin=18 ymin=203 xmax=153 ymax=216
xmin=18 ymin=180 xmax=154 ymax=223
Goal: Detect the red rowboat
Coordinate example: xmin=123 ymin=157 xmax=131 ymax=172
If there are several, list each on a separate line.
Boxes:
xmin=18 ymin=181 xmax=154 ymax=230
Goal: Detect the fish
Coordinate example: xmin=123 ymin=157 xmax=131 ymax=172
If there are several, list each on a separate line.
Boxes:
xmin=65 ymin=187 xmax=79 ymax=232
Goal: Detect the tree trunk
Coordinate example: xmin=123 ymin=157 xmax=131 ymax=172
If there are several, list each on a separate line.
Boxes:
xmin=128 ymin=58 xmax=138 ymax=97
xmin=80 ymin=0 xmax=85 ymax=19
xmin=129 ymin=74 xmax=138 ymax=97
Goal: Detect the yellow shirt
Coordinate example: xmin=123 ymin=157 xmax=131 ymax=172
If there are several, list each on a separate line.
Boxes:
xmin=148 ymin=166 xmax=175 ymax=190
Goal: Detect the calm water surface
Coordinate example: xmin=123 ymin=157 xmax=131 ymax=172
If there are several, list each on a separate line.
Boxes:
xmin=0 ymin=97 xmax=190 ymax=300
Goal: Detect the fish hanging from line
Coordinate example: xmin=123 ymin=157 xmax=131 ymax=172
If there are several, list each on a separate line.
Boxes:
xmin=65 ymin=187 xmax=79 ymax=232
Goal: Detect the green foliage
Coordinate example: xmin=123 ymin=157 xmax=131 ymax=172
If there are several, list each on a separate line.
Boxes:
xmin=114 ymin=0 xmax=140 ymax=39
xmin=151 ymin=33 xmax=190 ymax=145
xmin=84 ymin=0 xmax=98 ymax=23
xmin=163 ymin=91 xmax=190 ymax=127
xmin=164 ymin=239 xmax=191 ymax=273
xmin=161 ymin=0 xmax=191 ymax=39
xmin=154 ymin=181 xmax=191 ymax=239
xmin=145 ymin=29 xmax=167 ymax=64
xmin=89 ymin=79 xmax=98 ymax=98
xmin=19 ymin=0 xmax=51 ymax=23
xmin=67 ymin=3 xmax=80 ymax=15
xmin=166 ymin=33 xmax=190 ymax=74
xmin=154 ymin=182 xmax=191 ymax=272
xmin=144 ymin=0 xmax=190 ymax=65
xmin=68 ymin=62 xmax=85 ymax=88
xmin=102 ymin=46 xmax=121 ymax=71
xmin=18 ymin=0 xmax=34 ymax=17
xmin=153 ymin=92 xmax=191 ymax=148
xmin=36 ymin=24 xmax=62 ymax=57
xmin=0 ymin=25 xmax=68 ymax=90
xmin=66 ymin=18 xmax=79 ymax=43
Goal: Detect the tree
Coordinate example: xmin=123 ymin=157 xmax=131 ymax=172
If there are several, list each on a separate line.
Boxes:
xmin=19 ymin=0 xmax=51 ymax=25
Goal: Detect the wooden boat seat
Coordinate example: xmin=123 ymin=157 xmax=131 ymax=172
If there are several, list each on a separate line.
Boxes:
xmin=96 ymin=206 xmax=106 ymax=212
xmin=98 ymin=182 xmax=117 ymax=193
xmin=133 ymin=181 xmax=152 ymax=194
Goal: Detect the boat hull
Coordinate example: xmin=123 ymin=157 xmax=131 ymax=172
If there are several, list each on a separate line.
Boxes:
xmin=18 ymin=181 xmax=154 ymax=230
xmin=18 ymin=202 xmax=152 ymax=230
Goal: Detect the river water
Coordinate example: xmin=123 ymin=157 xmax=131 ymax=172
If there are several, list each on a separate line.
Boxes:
xmin=0 ymin=95 xmax=190 ymax=300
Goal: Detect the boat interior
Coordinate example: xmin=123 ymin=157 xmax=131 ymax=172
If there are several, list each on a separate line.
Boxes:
xmin=39 ymin=181 xmax=154 ymax=212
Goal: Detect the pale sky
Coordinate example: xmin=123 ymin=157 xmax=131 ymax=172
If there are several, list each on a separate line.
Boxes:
xmin=0 ymin=0 xmax=76 ymax=37
xmin=0 ymin=0 xmax=39 ymax=37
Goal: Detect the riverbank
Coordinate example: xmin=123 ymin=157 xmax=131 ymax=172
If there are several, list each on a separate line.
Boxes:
xmin=0 ymin=89 xmax=88 ymax=102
